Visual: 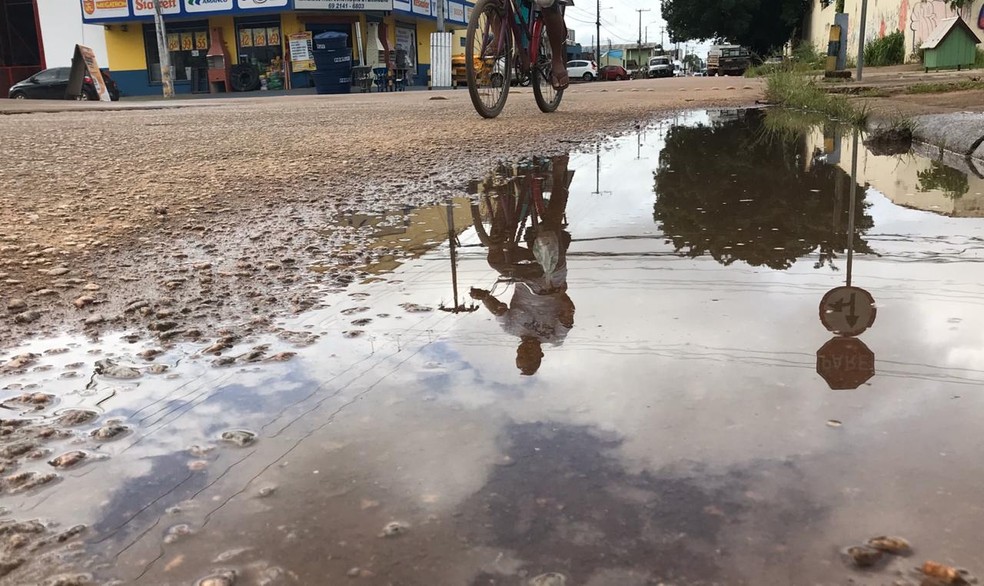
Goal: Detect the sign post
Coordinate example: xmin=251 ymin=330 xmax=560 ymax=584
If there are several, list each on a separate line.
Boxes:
xmin=67 ymin=45 xmax=111 ymax=101
xmin=816 ymin=337 xmax=875 ymax=390
xmin=819 ymin=286 xmax=877 ymax=337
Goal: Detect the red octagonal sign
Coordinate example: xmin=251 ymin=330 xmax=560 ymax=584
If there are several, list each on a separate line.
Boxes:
xmin=816 ymin=337 xmax=875 ymax=390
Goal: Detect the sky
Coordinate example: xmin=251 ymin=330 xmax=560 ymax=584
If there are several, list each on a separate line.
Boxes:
xmin=563 ymin=0 xmax=712 ymax=59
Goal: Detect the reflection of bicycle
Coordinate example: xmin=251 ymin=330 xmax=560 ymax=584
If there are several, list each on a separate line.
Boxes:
xmin=465 ymin=0 xmax=566 ymax=118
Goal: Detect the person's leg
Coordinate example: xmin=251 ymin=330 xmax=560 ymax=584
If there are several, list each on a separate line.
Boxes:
xmin=541 ymin=4 xmax=569 ymax=89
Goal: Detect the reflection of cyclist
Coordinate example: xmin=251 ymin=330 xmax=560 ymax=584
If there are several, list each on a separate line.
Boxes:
xmin=530 ymin=0 xmax=570 ymax=90
xmin=471 ymin=155 xmax=574 ymax=375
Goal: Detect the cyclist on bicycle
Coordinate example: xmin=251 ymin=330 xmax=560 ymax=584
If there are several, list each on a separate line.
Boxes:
xmin=533 ymin=0 xmax=570 ymax=90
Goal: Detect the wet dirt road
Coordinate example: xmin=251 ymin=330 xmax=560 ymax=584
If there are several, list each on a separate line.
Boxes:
xmin=3 ymin=109 xmax=984 ymax=585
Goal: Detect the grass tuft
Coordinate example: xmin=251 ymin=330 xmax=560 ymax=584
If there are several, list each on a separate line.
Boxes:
xmin=764 ymin=70 xmax=868 ymax=125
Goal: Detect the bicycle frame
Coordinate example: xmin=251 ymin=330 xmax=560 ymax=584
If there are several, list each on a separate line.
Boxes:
xmin=483 ymin=0 xmax=547 ymax=77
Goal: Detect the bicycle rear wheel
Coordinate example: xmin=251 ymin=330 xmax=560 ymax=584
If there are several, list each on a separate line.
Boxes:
xmin=466 ymin=0 xmax=513 ymax=119
xmin=532 ymin=21 xmax=563 ymax=113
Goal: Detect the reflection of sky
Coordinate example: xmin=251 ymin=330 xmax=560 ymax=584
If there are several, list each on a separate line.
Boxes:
xmin=5 ymin=113 xmax=984 ymax=583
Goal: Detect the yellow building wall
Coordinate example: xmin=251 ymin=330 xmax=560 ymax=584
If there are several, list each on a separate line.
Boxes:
xmin=104 ymin=25 xmax=147 ymax=71
xmin=417 ymin=19 xmax=436 ymax=66
xmin=208 ymin=15 xmax=239 ymax=65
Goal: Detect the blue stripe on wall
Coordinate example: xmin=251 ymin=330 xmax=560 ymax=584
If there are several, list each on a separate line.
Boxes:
xmin=113 ymin=70 xmax=193 ymax=97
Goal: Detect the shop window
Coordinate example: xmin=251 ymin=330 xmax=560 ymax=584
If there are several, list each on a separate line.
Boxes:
xmin=235 ymin=16 xmax=283 ymax=77
xmin=143 ymin=21 xmax=210 ymax=84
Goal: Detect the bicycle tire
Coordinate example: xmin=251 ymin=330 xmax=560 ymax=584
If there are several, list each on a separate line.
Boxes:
xmin=532 ymin=23 xmax=563 ymax=113
xmin=466 ymin=0 xmax=512 ymax=119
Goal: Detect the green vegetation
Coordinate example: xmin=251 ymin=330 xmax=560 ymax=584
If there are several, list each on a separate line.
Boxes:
xmin=764 ymin=70 xmax=868 ymax=124
xmin=906 ymin=80 xmax=984 ymax=93
xmin=917 ymin=161 xmax=970 ymax=199
xmin=662 ymin=0 xmax=812 ymax=57
xmin=863 ymin=31 xmax=905 ymax=66
xmin=975 ymin=47 xmax=984 ymax=68
xmin=744 ymin=44 xmax=826 ymax=78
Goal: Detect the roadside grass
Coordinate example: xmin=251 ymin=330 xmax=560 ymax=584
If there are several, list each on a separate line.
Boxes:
xmin=764 ymin=70 xmax=869 ymax=125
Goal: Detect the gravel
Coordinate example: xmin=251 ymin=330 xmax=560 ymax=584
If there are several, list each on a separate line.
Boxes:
xmin=0 ymin=79 xmax=762 ymax=350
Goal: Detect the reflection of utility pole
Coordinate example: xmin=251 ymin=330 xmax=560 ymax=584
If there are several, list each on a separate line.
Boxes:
xmin=152 ymin=0 xmax=173 ymax=98
xmin=592 ymin=142 xmax=611 ymax=196
xmin=440 ymin=202 xmax=477 ymax=314
xmin=846 ymin=128 xmax=859 ymax=287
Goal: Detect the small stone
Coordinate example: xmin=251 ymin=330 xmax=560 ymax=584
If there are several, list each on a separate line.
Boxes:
xmin=147 ymin=364 xmax=169 ymax=374
xmin=866 ymin=535 xmax=911 ymax=556
xmin=49 ymin=451 xmax=87 ymax=469
xmin=163 ymin=523 xmax=194 ymax=544
xmin=1 ymin=354 xmax=39 ymax=373
xmin=220 ymin=430 xmax=256 ymax=447
xmin=529 ymin=573 xmax=567 ymax=586
xmin=46 ymin=268 xmax=70 ymax=276
xmin=92 ymin=422 xmax=129 ymax=440
xmin=83 ymin=315 xmax=105 ymax=326
xmin=137 ymin=349 xmax=162 ymax=360
xmin=347 ymin=567 xmax=361 ymax=577
xmin=4 ymin=470 xmax=58 ymax=492
xmin=6 ymin=299 xmax=27 ymax=313
xmin=95 ymin=359 xmax=141 ymax=379
xmin=197 ymin=569 xmax=236 ymax=586
xmin=14 ymin=311 xmax=41 ymax=324
xmin=56 ymin=410 xmax=98 ymax=427
xmin=380 ymin=521 xmax=409 ymax=538
xmin=82 ymin=283 xmax=101 ymax=291
xmin=257 ymin=486 xmax=277 ymax=498
xmin=73 ymin=296 xmax=94 ymax=309
xmin=845 ymin=545 xmax=884 ymax=568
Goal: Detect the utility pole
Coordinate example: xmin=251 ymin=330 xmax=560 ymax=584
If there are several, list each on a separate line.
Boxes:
xmin=152 ymin=0 xmax=173 ymax=98
xmin=595 ymin=0 xmax=601 ymax=64
xmin=437 ymin=0 xmax=445 ymax=32
xmin=636 ymin=8 xmax=650 ymax=65
xmin=856 ymin=0 xmax=869 ymax=81
xmin=607 ymin=38 xmax=611 ymax=66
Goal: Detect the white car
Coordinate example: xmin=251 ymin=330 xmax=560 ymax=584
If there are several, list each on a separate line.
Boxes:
xmin=566 ymin=60 xmax=598 ymax=81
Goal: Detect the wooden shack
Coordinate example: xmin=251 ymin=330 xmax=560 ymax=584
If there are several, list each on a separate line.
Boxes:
xmin=922 ymin=17 xmax=981 ymax=72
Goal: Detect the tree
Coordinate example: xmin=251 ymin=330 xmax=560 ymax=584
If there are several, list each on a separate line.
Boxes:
xmin=682 ymin=53 xmax=704 ymax=72
xmin=661 ymin=0 xmax=811 ymax=57
xmin=653 ymin=110 xmax=873 ymax=271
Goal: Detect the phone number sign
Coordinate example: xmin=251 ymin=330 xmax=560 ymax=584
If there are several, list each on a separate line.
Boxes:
xmin=294 ymin=0 xmax=394 ymax=9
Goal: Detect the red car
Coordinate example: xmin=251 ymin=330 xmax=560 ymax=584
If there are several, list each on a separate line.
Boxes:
xmin=599 ymin=65 xmax=629 ymax=81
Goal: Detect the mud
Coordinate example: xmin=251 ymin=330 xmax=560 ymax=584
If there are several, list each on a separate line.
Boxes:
xmin=1 ymin=109 xmax=983 ymax=585
xmin=0 ymin=80 xmax=761 ymax=352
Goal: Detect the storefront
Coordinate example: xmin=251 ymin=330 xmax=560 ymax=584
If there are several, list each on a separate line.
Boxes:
xmin=81 ymin=0 xmax=470 ymax=97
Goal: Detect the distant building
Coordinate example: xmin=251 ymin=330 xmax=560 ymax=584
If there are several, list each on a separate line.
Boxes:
xmin=79 ymin=0 xmax=473 ymax=97
xmin=0 ymin=0 xmax=109 ymax=96
xmin=804 ymin=0 xmax=984 ymax=62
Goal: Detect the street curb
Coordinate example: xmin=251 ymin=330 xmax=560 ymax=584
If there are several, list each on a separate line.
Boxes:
xmin=912 ymin=113 xmax=984 ymax=160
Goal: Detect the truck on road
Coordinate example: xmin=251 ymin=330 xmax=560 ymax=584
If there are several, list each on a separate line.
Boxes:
xmin=706 ymin=45 xmax=751 ymax=76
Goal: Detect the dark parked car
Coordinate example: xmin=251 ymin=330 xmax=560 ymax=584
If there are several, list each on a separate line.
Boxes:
xmin=8 ymin=67 xmax=120 ymax=101
xmin=599 ymin=65 xmax=629 ymax=81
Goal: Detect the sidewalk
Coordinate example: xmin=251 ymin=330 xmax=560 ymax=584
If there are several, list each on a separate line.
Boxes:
xmin=0 ymin=83 xmax=452 ymax=115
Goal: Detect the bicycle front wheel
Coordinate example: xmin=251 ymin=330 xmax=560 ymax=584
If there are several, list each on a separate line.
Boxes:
xmin=532 ymin=23 xmax=563 ymax=113
xmin=466 ymin=0 xmax=512 ymax=119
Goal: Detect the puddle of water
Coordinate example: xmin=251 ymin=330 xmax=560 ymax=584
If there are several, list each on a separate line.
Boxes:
xmin=3 ymin=109 xmax=984 ymax=585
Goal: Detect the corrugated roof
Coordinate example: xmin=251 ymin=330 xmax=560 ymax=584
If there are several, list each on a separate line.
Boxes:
xmin=921 ymin=16 xmax=982 ymax=50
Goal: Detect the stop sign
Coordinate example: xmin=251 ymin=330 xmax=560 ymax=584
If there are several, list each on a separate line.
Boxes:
xmin=816 ymin=337 xmax=875 ymax=390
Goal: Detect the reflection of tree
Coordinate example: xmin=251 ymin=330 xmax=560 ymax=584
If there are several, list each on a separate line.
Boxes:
xmin=653 ymin=110 xmax=874 ymax=271
xmin=917 ymin=161 xmax=969 ymax=199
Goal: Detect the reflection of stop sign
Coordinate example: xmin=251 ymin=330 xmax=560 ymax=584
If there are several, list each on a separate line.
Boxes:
xmin=816 ymin=337 xmax=875 ymax=390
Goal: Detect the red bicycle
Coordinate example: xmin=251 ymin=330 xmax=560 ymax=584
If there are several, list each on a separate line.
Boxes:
xmin=465 ymin=0 xmax=566 ymax=118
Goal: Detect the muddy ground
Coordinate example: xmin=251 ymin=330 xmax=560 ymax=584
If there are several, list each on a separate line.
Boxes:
xmin=0 ymin=78 xmax=761 ymax=353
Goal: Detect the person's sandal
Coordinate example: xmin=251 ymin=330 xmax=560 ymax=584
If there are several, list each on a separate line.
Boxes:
xmin=550 ymin=70 xmax=569 ymax=91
